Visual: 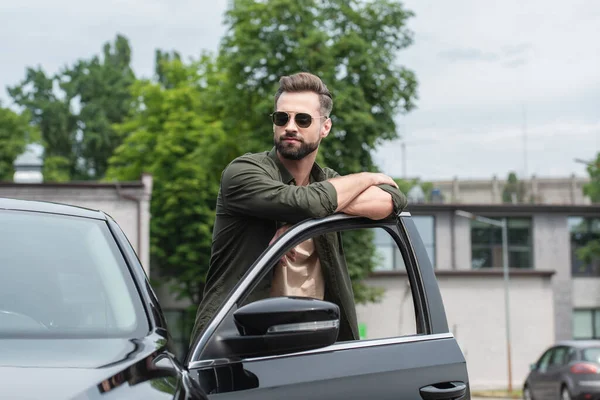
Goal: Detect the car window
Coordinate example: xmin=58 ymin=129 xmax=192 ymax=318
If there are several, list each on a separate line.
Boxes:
xmin=239 ymin=226 xmax=418 ymax=343
xmin=537 ymin=348 xmax=555 ymax=373
xmin=582 ymin=347 xmax=600 ymax=363
xmin=550 ymin=347 xmax=569 ymax=367
xmin=0 ymin=210 xmax=147 ymax=338
xmin=568 ymin=347 xmax=578 ymax=363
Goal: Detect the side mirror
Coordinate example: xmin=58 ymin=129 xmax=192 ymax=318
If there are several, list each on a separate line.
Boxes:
xmin=222 ymin=296 xmax=340 ymax=358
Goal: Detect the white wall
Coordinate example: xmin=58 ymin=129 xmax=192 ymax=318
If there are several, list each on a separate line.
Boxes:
xmin=573 ymin=278 xmax=600 ymax=308
xmin=533 ymin=215 xmax=572 ymax=340
xmin=357 ymin=273 xmax=555 ymax=391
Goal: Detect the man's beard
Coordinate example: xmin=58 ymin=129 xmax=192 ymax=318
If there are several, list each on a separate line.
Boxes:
xmin=275 ymin=135 xmax=320 ymax=160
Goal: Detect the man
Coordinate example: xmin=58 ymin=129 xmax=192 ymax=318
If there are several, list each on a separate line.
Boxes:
xmin=189 ymin=72 xmax=407 ymax=346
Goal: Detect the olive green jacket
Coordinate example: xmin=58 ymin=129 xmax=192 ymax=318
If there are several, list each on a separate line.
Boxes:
xmin=189 ymin=147 xmax=407 ymax=346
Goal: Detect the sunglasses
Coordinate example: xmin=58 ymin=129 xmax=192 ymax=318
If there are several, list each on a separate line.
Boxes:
xmin=270 ymin=111 xmax=327 ymax=128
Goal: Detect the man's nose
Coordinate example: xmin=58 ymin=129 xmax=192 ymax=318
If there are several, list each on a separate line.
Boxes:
xmin=284 ymin=116 xmax=299 ymax=132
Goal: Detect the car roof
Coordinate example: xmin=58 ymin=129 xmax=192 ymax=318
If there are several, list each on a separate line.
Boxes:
xmin=555 ymin=340 xmax=600 ymax=348
xmin=0 ymin=197 xmax=106 ymax=220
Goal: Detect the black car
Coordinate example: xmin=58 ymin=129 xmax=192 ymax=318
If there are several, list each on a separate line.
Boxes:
xmin=524 ymin=340 xmax=600 ymax=400
xmin=0 ymin=197 xmax=470 ymax=399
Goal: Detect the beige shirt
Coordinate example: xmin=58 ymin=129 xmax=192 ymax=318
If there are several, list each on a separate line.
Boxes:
xmin=270 ymin=238 xmax=324 ymax=300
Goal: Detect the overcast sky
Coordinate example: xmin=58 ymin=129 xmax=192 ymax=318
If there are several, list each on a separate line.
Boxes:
xmin=1 ymin=0 xmax=598 ymax=181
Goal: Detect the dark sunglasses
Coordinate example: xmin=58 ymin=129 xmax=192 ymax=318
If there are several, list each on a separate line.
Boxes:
xmin=270 ymin=111 xmax=326 ymax=128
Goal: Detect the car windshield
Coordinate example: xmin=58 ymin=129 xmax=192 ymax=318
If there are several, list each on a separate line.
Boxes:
xmin=582 ymin=347 xmax=600 ymax=363
xmin=0 ymin=210 xmax=146 ymax=338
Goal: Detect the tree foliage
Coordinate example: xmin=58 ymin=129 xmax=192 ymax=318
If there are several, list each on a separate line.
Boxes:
xmin=7 ymin=35 xmax=135 ymax=181
xmin=583 ymin=154 xmax=600 ymax=203
xmin=7 ymin=67 xmax=76 ymax=181
xmin=106 ymin=55 xmax=232 ymax=304
xmin=576 ymin=154 xmax=600 ymax=267
xmin=0 ymin=104 xmax=39 ymax=181
xmin=502 ymin=172 xmax=527 ymax=204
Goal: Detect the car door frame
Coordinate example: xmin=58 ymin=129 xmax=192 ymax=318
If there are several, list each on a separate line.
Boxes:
xmin=546 ymin=346 xmax=571 ymax=399
xmin=184 ymin=212 xmax=469 ymax=398
xmin=530 ymin=347 xmax=557 ymax=400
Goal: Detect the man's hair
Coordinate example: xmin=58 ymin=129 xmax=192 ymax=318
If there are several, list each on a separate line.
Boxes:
xmin=274 ymin=72 xmax=333 ymax=117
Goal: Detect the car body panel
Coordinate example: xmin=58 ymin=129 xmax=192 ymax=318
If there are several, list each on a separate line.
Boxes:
xmin=0 ymin=334 xmax=182 ymax=400
xmin=0 ymin=197 xmax=106 ymax=220
xmin=194 ymin=335 xmax=466 ymax=399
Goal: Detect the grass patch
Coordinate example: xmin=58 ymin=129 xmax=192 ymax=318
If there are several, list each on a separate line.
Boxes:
xmin=471 ymin=389 xmax=522 ymax=399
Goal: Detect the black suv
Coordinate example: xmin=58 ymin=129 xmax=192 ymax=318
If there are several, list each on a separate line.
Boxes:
xmin=0 ymin=198 xmax=470 ymax=399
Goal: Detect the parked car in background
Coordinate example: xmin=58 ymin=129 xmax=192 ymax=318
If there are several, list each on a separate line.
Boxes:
xmin=0 ymin=197 xmax=470 ymax=399
xmin=523 ymin=340 xmax=600 ymax=400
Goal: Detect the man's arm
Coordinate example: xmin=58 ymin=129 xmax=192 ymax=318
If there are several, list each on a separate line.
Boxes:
xmin=341 ymin=185 xmax=407 ymax=220
xmin=221 ymin=157 xmax=380 ymax=224
xmin=327 ymin=172 xmax=398 ymax=212
xmin=324 ymin=168 xmax=407 ymax=220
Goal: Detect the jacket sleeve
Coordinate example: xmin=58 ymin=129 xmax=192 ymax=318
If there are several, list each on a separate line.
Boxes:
xmin=323 ymin=167 xmax=408 ymax=217
xmin=376 ymin=184 xmax=408 ymax=216
xmin=221 ymin=157 xmax=339 ymax=224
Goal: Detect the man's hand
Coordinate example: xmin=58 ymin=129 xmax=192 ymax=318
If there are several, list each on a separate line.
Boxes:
xmin=367 ymin=173 xmax=399 ymax=189
xmin=269 ymin=225 xmax=297 ymax=263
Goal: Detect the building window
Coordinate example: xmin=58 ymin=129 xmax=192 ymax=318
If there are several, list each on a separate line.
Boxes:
xmin=471 ymin=217 xmax=533 ymax=269
xmin=568 ymin=217 xmax=600 ymax=277
xmin=573 ymin=309 xmax=600 ymax=339
xmin=374 ymin=215 xmax=435 ymax=270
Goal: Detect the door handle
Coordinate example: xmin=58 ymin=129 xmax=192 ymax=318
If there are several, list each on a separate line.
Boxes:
xmin=419 ymin=381 xmax=467 ymax=400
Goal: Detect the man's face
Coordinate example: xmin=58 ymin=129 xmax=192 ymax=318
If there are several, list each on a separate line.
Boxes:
xmin=273 ymin=91 xmax=331 ymax=160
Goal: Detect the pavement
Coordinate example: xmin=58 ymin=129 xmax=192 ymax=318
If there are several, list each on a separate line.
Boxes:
xmin=472 ymin=396 xmax=520 ymax=400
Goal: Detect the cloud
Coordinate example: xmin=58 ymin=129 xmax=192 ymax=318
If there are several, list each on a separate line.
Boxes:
xmin=502 ymin=58 xmax=527 ymax=68
xmin=438 ymin=48 xmax=499 ymax=62
xmin=437 ymin=44 xmax=532 ymax=67
xmin=374 ymin=120 xmax=600 ymax=180
xmin=502 ymin=43 xmax=532 ymax=57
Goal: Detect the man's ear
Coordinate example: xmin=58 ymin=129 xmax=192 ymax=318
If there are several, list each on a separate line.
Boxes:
xmin=321 ymin=117 xmax=332 ymax=139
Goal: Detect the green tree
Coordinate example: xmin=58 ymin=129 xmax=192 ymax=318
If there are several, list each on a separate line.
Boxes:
xmin=106 ymin=56 xmax=231 ymax=305
xmin=577 ymin=154 xmax=600 ymax=266
xmin=8 ymin=35 xmax=135 ymax=181
xmin=0 ymin=103 xmax=39 ymax=181
xmin=502 ymin=172 xmax=526 ymax=203
xmin=583 ymin=154 xmax=600 ymax=203
xmin=60 ymin=34 xmax=136 ymax=179
xmin=7 ymin=67 xmax=76 ymax=181
xmin=394 ymin=178 xmax=434 ymax=201
xmin=216 ymin=0 xmax=418 ymax=303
